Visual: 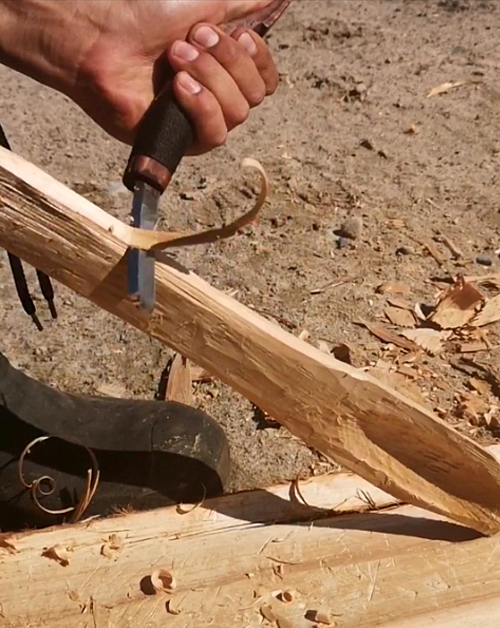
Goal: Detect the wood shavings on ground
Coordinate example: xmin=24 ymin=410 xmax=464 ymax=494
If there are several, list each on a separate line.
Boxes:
xmin=375 ymin=282 xmax=411 ymax=295
xmin=472 ymin=294 xmax=500 ymax=328
xmin=428 ymin=278 xmax=484 ymax=329
xmin=357 ymin=320 xmax=419 ymax=352
xmin=384 ymin=305 xmax=416 ymax=328
xmin=426 ymin=80 xmax=468 ymax=98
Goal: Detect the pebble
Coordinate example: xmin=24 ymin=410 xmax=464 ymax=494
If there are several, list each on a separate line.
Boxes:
xmin=338 ymin=216 xmax=363 ymax=240
xmin=337 ymin=236 xmax=351 ymax=249
xmin=476 ymin=255 xmax=493 ymax=267
xmin=396 ymin=246 xmax=413 ymax=256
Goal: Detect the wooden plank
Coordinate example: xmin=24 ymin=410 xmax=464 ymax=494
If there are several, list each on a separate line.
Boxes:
xmin=1 ymin=445 xmax=500 ymax=628
xmin=1 ymin=145 xmax=500 ymax=534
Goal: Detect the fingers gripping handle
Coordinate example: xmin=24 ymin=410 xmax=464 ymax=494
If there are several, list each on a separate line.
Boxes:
xmin=122 ymin=0 xmax=292 ymax=195
xmin=123 ymin=87 xmax=195 ymax=193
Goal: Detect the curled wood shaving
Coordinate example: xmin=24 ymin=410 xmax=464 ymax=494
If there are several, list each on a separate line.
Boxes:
xmin=151 ymin=569 xmax=177 ymax=593
xmin=18 ymin=436 xmax=99 ymax=523
xmin=175 ymin=485 xmax=206 ymax=514
xmin=278 ymin=590 xmax=294 ymax=603
xmin=124 ymin=158 xmax=269 ymax=252
xmin=100 ymin=533 xmax=123 ymax=559
xmin=42 ymin=544 xmax=73 ymax=567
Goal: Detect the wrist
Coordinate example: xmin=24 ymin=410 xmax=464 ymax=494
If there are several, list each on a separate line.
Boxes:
xmin=0 ymin=1 xmax=93 ymax=97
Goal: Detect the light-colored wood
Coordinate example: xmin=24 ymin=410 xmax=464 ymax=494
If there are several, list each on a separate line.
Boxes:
xmin=1 ymin=145 xmax=500 ymax=534
xmin=2 ymin=445 xmax=500 ymax=628
xmin=164 ymin=353 xmax=192 ymax=405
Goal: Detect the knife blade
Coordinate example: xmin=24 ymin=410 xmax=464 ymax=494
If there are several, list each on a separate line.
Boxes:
xmin=123 ymin=0 xmax=293 ymax=311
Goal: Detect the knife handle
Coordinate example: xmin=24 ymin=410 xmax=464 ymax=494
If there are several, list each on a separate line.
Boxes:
xmin=122 ymin=83 xmax=195 ymax=194
xmin=122 ymin=1 xmax=292 ymax=195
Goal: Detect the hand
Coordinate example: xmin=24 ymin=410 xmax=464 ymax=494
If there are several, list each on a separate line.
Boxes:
xmin=0 ymin=1 xmax=279 ymax=152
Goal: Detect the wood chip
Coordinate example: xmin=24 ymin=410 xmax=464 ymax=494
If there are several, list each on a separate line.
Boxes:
xmin=387 ymin=296 xmax=413 ymax=310
xmin=468 ymin=378 xmax=491 ymax=395
xmin=42 ymin=544 xmax=73 ymax=567
xmin=440 ymin=235 xmax=463 ymax=260
xmin=411 ymin=237 xmax=445 ymax=266
xmin=471 ymin=295 xmax=500 ymax=327
xmin=465 ymin=273 xmax=500 ymax=290
xmin=100 ymin=533 xmax=123 ymax=559
xmin=429 ymin=278 xmax=484 ymax=329
xmin=151 ymin=569 xmax=177 ymax=593
xmin=375 ymin=282 xmax=411 ymax=295
xmin=358 ymin=320 xmax=418 ymax=352
xmin=401 ymin=328 xmax=451 ymax=356
xmin=384 ymin=306 xmax=416 ymax=328
xmin=165 ymin=353 xmax=192 ymax=405
xmin=455 ymin=392 xmax=490 ymax=426
xmin=427 ymin=80 xmax=467 ymax=98
xmin=460 ymin=341 xmax=489 ymax=353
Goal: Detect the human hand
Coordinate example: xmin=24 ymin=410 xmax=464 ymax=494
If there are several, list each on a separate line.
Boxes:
xmin=0 ymin=1 xmax=279 ymax=152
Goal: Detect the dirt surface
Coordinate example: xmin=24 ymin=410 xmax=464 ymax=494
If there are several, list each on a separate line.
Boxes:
xmin=2 ymin=0 xmax=500 ymax=493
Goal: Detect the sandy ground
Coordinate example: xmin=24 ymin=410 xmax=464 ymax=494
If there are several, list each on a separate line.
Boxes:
xmin=1 ymin=0 xmax=500 ymax=493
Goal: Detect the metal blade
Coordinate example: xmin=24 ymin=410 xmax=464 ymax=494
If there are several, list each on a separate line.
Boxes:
xmin=127 ymin=181 xmax=159 ymax=310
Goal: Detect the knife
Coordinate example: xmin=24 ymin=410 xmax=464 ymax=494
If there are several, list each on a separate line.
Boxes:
xmin=122 ymin=0 xmax=293 ymax=310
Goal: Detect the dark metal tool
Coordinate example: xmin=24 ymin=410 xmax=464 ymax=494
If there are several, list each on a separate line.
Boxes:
xmin=122 ymin=0 xmax=293 ymax=310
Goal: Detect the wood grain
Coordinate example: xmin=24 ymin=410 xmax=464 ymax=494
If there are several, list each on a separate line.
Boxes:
xmin=1 ymin=445 xmax=500 ymax=628
xmin=1 ymin=146 xmax=500 ymax=534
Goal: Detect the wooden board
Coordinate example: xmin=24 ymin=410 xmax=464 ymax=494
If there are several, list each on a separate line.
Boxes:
xmin=1 ymin=145 xmax=500 ymax=534
xmin=1 ymin=445 xmax=500 ymax=628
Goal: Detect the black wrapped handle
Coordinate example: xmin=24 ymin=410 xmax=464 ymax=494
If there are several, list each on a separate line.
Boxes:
xmin=123 ymin=87 xmax=195 ymax=193
xmin=122 ymin=1 xmax=292 ymax=195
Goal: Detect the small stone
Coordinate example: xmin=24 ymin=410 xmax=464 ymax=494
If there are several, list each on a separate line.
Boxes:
xmin=360 ymin=138 xmax=374 ymax=150
xmin=396 ymin=246 xmax=413 ymax=256
xmin=337 ymin=236 xmax=350 ymax=249
xmin=476 ymin=255 xmax=493 ymax=267
xmin=338 ymin=216 xmax=363 ymax=240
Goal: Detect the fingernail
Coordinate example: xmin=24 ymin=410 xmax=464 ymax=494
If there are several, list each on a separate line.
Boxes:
xmin=193 ymin=25 xmax=219 ymax=48
xmin=238 ymin=32 xmax=258 ymax=56
xmin=172 ymin=40 xmax=199 ymax=62
xmin=177 ymin=72 xmax=202 ymax=95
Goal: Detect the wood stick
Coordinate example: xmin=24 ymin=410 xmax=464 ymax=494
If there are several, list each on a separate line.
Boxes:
xmin=1 ymin=146 xmax=500 ymax=535
xmin=2 ymin=444 xmax=500 ymax=628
